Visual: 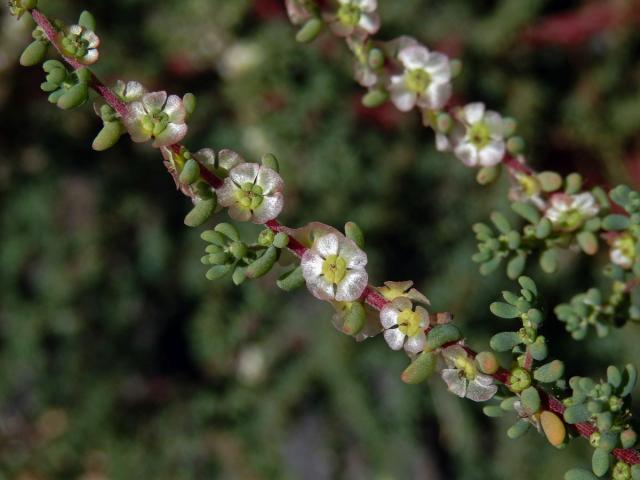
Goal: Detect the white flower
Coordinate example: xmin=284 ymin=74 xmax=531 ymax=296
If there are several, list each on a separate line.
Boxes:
xmin=217 ymin=163 xmax=284 ymax=224
xmin=544 ymin=192 xmax=600 ymax=232
xmin=380 ymin=297 xmax=429 ymax=354
xmin=440 ymin=345 xmax=497 ymax=402
xmin=60 ymin=25 xmax=100 ymax=65
xmin=610 ymin=233 xmax=636 ymax=269
xmin=450 ymin=103 xmax=506 ymax=167
xmin=123 ymin=91 xmax=188 ymax=148
xmin=388 ymin=44 xmax=451 ymax=112
xmin=347 ymin=33 xmax=379 ymax=87
xmin=508 ymin=172 xmax=547 ymax=210
xmin=325 ymin=0 xmax=380 ymax=37
xmin=301 ymin=233 xmax=368 ymax=302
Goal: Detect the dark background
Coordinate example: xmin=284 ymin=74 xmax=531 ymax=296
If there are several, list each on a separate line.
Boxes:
xmin=1 ymin=0 xmax=640 ymax=478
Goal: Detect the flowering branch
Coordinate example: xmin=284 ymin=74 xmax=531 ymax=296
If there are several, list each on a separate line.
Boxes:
xmin=10 ymin=1 xmax=640 ymax=478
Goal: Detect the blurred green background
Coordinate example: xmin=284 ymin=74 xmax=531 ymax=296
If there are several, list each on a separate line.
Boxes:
xmin=1 ymin=0 xmax=640 ymax=478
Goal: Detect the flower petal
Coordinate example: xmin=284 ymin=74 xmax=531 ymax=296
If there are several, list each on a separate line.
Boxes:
xmin=335 ymin=269 xmax=368 ymax=302
xmin=420 ymin=82 xmax=451 ymax=110
xmin=404 ymin=331 xmax=426 ymax=354
xmin=441 ymin=369 xmax=467 ymax=397
xmin=82 ymin=49 xmax=99 ymax=65
xmin=338 ymin=239 xmax=367 ymax=269
xmin=466 ymin=377 xmax=498 ymax=402
xmin=142 ymin=91 xmax=168 ymax=114
xmin=301 ymin=250 xmax=324 ymax=278
xmin=398 ymin=45 xmax=430 ymax=69
xmin=478 ymin=140 xmax=505 ymax=167
xmin=251 ymin=193 xmax=283 ymax=224
xmin=454 ymin=141 xmax=479 ymax=167
xmin=383 ymin=328 xmax=406 ymax=350
xmin=218 ymin=149 xmax=245 ymax=170
xmin=306 ymin=275 xmax=336 ymax=301
xmin=380 ymin=303 xmax=400 ymax=329
xmin=256 ymin=166 xmax=284 ymax=195
xmin=227 ymin=204 xmax=252 ymax=223
xmin=358 ymin=13 xmax=380 ymax=34
xmin=356 ymin=0 xmax=377 ymax=12
xmin=216 ymin=180 xmax=238 ymax=208
xmin=229 ymin=163 xmax=260 ymax=186
xmin=315 ymin=233 xmax=340 ymax=258
xmin=164 ymin=95 xmax=186 ymax=123
xmin=390 ymin=85 xmax=417 ymax=112
xmin=463 ymin=102 xmax=485 ymax=124
xmin=152 ymin=123 xmax=188 ymax=148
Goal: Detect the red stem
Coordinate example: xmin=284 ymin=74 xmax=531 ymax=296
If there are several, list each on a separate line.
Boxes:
xmin=26 ymin=6 xmax=640 ymax=466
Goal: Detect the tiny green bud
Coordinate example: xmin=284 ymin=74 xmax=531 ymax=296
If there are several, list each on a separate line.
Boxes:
xmin=506 ymin=136 xmax=526 ymax=155
xmin=179 ymin=159 xmax=200 ymax=185
xmin=341 ymin=302 xmax=366 ymax=336
xmin=78 ymin=10 xmax=96 ymax=31
xmin=511 ymin=201 xmax=541 ymax=224
xmin=490 ymin=212 xmax=511 ymax=234
xmin=260 ymin=153 xmax=279 ymax=172
xmin=401 ymin=351 xmax=437 ymax=384
xmin=537 ymin=171 xmax=563 ymax=192
xmin=92 ymin=121 xmax=123 ymax=151
xmin=507 ymin=419 xmax=530 ymax=439
xmin=57 ymin=82 xmax=89 ymax=110
xmin=229 ymin=241 xmax=247 ymax=260
xmin=295 ymin=17 xmax=323 ymax=43
xmin=477 ymin=166 xmax=500 ymax=185
xmin=535 ymin=218 xmax=553 ymax=239
xmin=245 ymin=246 xmax=278 ymax=279
xmin=482 ymin=405 xmax=503 ymax=417
xmin=205 ymin=263 xmax=233 ymax=281
xmin=564 ymin=469 xmax=598 ymax=480
xmin=577 ymin=231 xmax=599 ymax=255
xmin=520 ymin=386 xmax=541 ymax=414
xmin=591 ymin=448 xmax=611 ymax=477
xmin=258 ymin=229 xmax=275 ymax=246
xmin=509 ymin=367 xmax=531 ymax=392
xmin=201 ymin=230 xmax=227 ymax=246
xmin=565 ymin=173 xmax=583 ymax=194
xmin=507 ymin=254 xmax=526 ymax=280
xmin=476 ymin=351 xmax=499 ymax=375
xmin=607 ymin=366 xmax=622 ymax=389
xmin=602 ymin=214 xmax=631 ymax=231
xmin=490 ymin=302 xmax=521 ymax=319
xmin=424 ymin=324 xmax=461 ymax=351
xmin=368 ymin=48 xmax=384 ymax=69
xmin=184 ymin=198 xmax=216 ymax=227
xmin=563 ymin=404 xmax=591 ymax=424
xmin=362 ymin=89 xmax=389 ymax=108
xmin=20 ymin=40 xmax=48 ymax=67
xmin=345 ymin=221 xmax=365 ymax=248
xmin=183 ymin=93 xmax=197 ymax=117
xmin=273 ymin=232 xmax=289 ymax=249
xmin=540 ymin=249 xmax=558 ymax=274
xmin=215 ymin=223 xmax=240 ymax=241
xmin=232 ymin=265 xmax=247 ymax=285
xmin=534 ymin=360 xmax=564 ymax=383
xmin=276 ymin=266 xmax=305 ymax=291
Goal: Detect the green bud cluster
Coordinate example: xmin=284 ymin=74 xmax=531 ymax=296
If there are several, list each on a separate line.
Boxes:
xmin=563 ymin=366 xmax=638 ymax=478
xmin=201 ymin=223 xmax=290 ymax=286
xmin=40 ymin=60 xmax=91 ymax=110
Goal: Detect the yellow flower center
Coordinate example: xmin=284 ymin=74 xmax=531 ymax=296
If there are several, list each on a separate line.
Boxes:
xmin=517 ymin=174 xmax=541 ymax=197
xmin=322 ymin=254 xmax=347 ymax=284
xmin=454 ymin=356 xmax=476 ymax=380
xmin=397 ymin=308 xmax=422 ymax=337
xmin=405 ymin=69 xmax=431 ymax=93
xmin=468 ymin=121 xmax=491 ymax=149
xmin=235 ymin=182 xmax=264 ymax=210
xmin=337 ymin=4 xmax=361 ymax=27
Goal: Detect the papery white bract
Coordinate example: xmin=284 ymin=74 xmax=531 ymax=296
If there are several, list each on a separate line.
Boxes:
xmin=450 ymin=103 xmax=506 ymax=167
xmin=380 ymin=297 xmax=429 ymax=354
xmin=440 ymin=345 xmax=497 ymax=402
xmin=114 ymin=80 xmax=146 ymax=103
xmin=301 ymin=232 xmax=368 ymax=302
xmin=545 ymin=192 xmax=600 ymax=232
xmin=123 ymin=91 xmax=188 ymax=148
xmin=389 ymin=44 xmax=451 ymax=112
xmin=217 ymin=163 xmax=284 ymax=224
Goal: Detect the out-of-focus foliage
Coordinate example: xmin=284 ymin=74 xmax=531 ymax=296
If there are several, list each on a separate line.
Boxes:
xmin=1 ymin=1 xmax=640 ymax=478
